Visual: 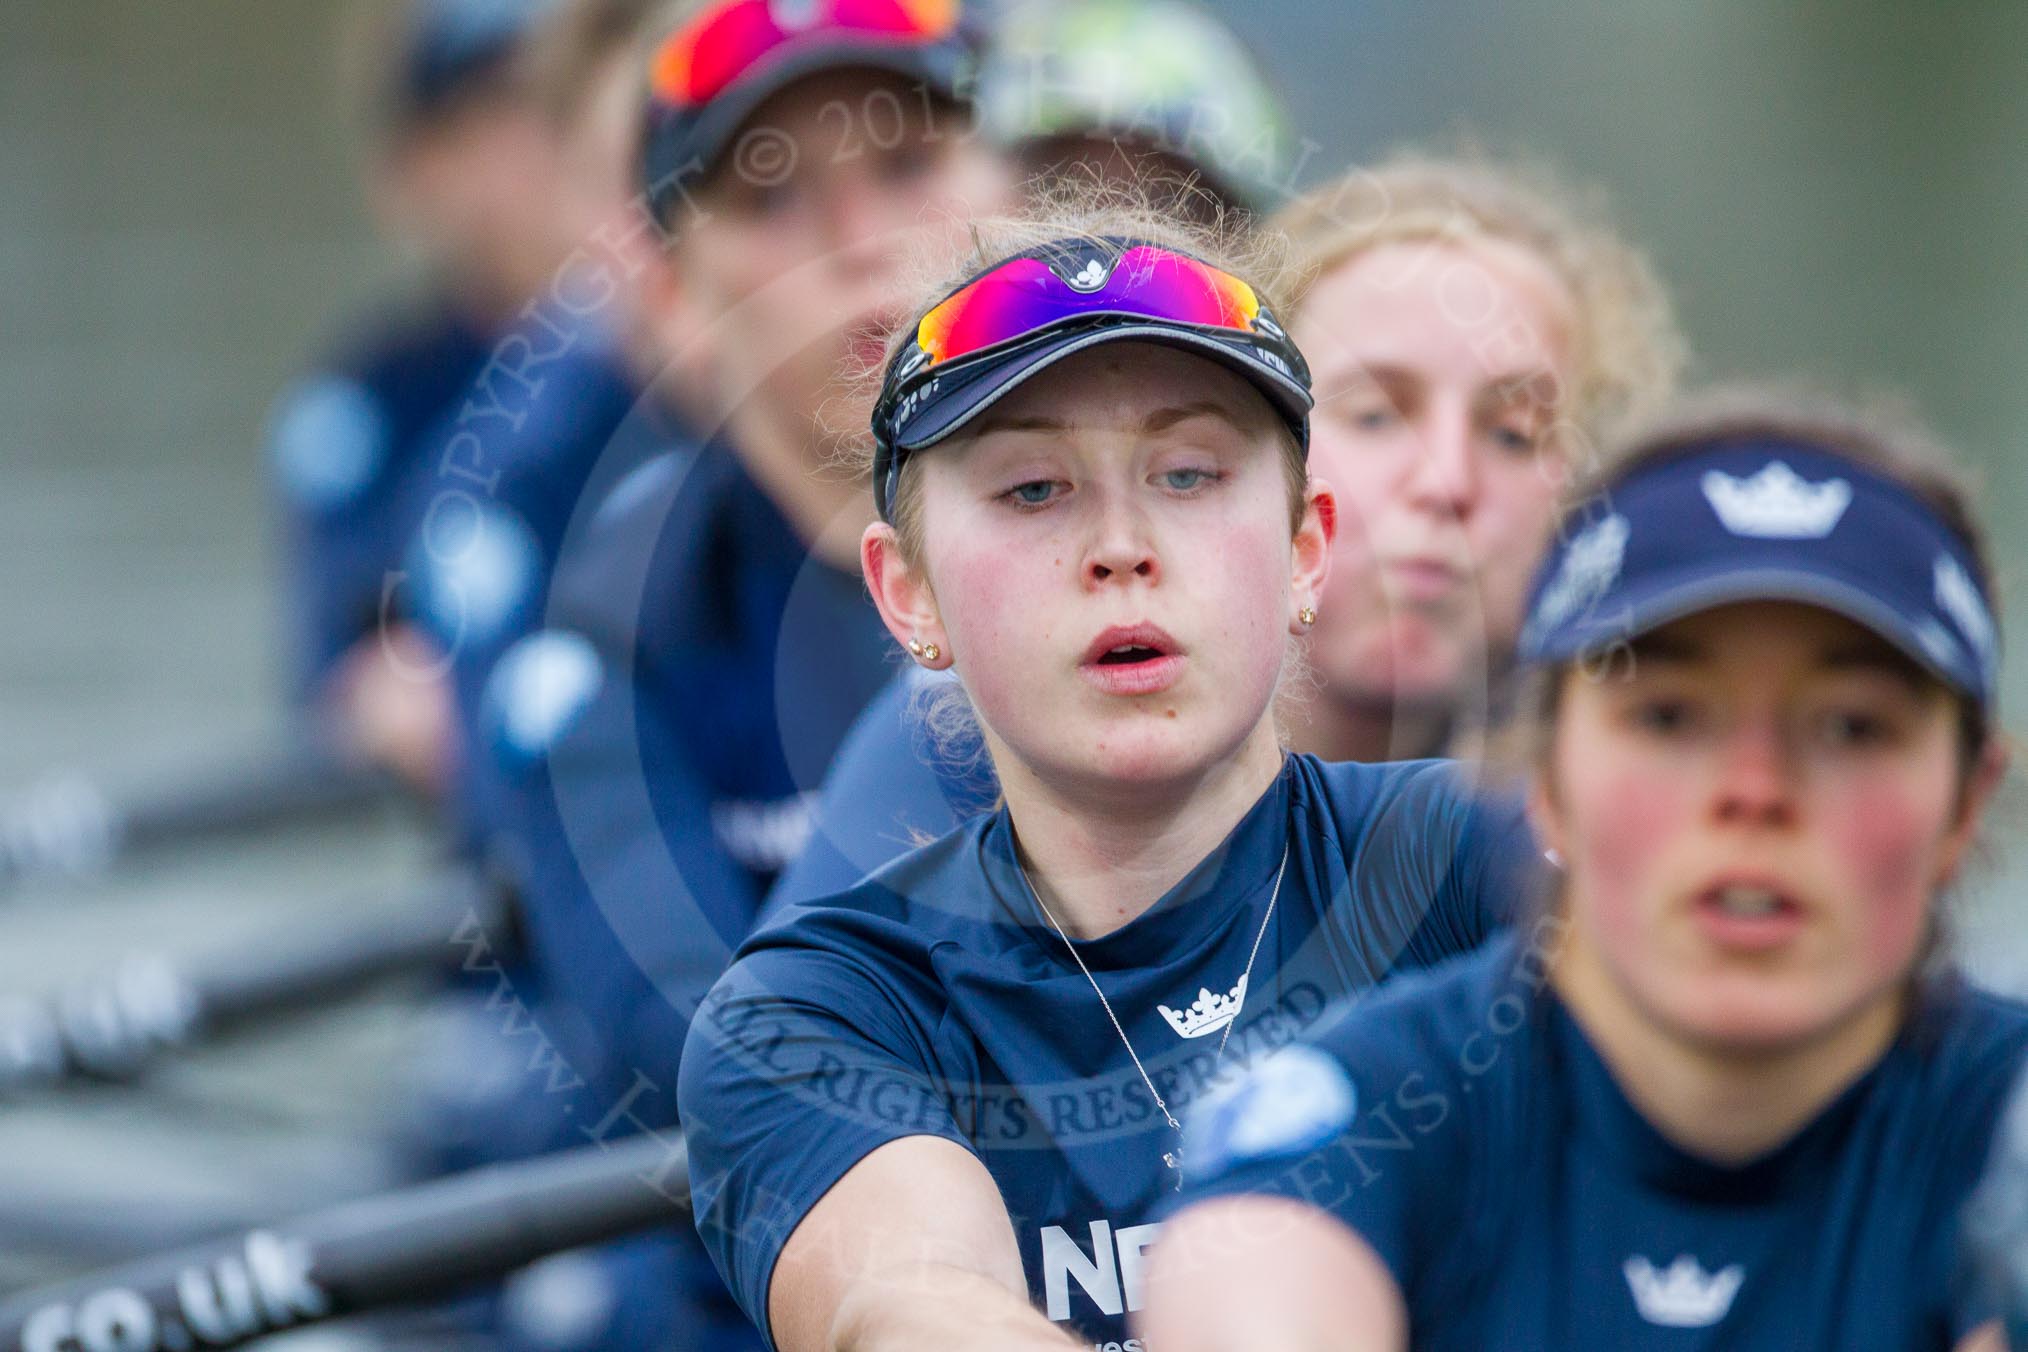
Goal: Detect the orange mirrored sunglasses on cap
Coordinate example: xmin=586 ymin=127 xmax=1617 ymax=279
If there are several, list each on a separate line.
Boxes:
xmin=652 ymin=0 xmax=960 ymax=108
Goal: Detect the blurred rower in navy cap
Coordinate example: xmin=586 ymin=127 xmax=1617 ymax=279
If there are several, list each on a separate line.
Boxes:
xmin=267 ymin=0 xmax=596 ymax=798
xmin=388 ymin=0 xmax=679 ymax=844
xmin=394 ymin=2 xmax=1017 ymax=1347
xmin=466 ymin=0 xmax=1015 ymax=1097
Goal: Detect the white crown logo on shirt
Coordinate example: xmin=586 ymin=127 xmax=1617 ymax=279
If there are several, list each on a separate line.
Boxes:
xmin=1622 ymin=1255 xmax=1746 ymax=1328
xmin=1159 ymin=975 xmax=1248 ymax=1039
xmin=1700 ymin=461 xmax=1852 ymax=538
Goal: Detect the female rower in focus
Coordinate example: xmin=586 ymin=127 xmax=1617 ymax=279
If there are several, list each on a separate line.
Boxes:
xmin=680 ymin=191 xmax=1542 ymax=1352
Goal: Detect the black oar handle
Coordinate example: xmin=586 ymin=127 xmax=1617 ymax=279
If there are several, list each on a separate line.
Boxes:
xmin=0 ymin=1134 xmax=690 ymax=1352
xmin=0 ymin=869 xmax=511 ymax=1093
xmin=0 ymin=740 xmax=407 ymax=892
xmin=115 ymin=742 xmax=405 ymax=855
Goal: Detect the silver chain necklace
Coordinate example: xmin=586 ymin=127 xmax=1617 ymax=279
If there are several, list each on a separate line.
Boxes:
xmin=1014 ymin=842 xmax=1290 ymax=1190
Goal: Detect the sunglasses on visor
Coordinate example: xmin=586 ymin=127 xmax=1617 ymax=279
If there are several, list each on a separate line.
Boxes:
xmin=870 ymin=240 xmax=1310 ymax=521
xmin=651 ymin=0 xmax=960 ymax=108
xmin=910 ymin=243 xmax=1267 ymax=369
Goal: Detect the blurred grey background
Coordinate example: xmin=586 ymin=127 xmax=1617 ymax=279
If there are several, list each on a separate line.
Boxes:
xmin=0 ymin=0 xmax=2022 ymax=1290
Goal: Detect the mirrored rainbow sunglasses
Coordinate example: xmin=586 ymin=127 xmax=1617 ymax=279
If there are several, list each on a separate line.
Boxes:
xmin=912 ymin=242 xmax=1265 ymax=368
xmin=872 ymin=240 xmax=1311 ymax=521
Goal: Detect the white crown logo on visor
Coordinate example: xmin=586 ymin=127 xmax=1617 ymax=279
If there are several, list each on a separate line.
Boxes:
xmin=768 ymin=0 xmax=820 ymax=31
xmin=1934 ymin=553 xmax=1997 ymax=671
xmin=1701 ymin=461 xmax=1852 ymax=538
xmin=1067 ymin=258 xmax=1109 ymax=292
xmin=1529 ymin=512 xmax=1630 ymax=638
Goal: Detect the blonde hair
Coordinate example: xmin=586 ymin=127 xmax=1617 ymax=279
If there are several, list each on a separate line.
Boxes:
xmin=835 ymin=178 xmax=1308 ymax=565
xmin=1273 ymin=150 xmax=1686 ymax=470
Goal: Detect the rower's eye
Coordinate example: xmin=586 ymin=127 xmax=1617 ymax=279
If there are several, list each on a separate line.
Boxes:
xmin=1630 ymin=696 xmax=1702 ymax=737
xmin=1004 ymin=479 xmax=1061 ymax=507
xmin=1160 ymin=467 xmax=1219 ymax=493
xmin=1815 ymin=706 xmax=1899 ymax=749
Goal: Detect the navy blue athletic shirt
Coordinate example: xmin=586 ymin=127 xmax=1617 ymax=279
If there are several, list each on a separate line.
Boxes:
xmin=447 ymin=442 xmax=898 ymax=1352
xmin=400 ymin=316 xmax=643 ymax=721
xmin=766 ymin=669 xmax=996 ymax=912
xmin=681 ymin=753 xmax=1538 ymax=1349
xmin=267 ymin=298 xmax=491 ymax=693
xmin=1179 ymin=932 xmax=2028 ymax=1350
xmin=399 ymin=317 xmax=649 ymax=842
xmin=476 ymin=440 xmax=900 ymax=1096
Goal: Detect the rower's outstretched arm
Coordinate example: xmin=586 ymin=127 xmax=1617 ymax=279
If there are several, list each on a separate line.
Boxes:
xmin=770 ymin=1136 xmax=1079 ymax=1352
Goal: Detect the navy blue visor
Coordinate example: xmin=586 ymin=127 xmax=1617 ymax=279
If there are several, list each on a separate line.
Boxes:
xmin=1520 ymin=440 xmax=1998 ymax=714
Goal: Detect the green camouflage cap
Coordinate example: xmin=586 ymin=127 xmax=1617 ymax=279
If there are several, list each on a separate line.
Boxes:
xmin=979 ymin=0 xmax=1297 ymax=212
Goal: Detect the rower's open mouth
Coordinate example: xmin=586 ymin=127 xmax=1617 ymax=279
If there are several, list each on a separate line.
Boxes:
xmin=1081 ymin=623 xmax=1181 ymax=668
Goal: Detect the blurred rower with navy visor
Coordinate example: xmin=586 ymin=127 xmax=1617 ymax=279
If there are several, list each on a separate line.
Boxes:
xmin=412 ymin=2 xmax=1016 ymax=1347
xmin=464 ymin=0 xmax=1013 ymax=1097
xmin=267 ymin=0 xmax=646 ymax=807
xmin=1147 ymin=391 xmax=2025 ymax=1351
xmin=390 ymin=0 xmax=683 ymax=846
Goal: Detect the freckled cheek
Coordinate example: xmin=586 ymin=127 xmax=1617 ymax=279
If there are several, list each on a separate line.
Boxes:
xmin=941 ymin=547 xmax=1028 ymax=632
xmin=1818 ymin=781 xmax=1950 ymax=968
xmin=1469 ymin=473 xmax=1560 ymax=559
xmin=1469 ymin=491 xmax=1558 ymax=622
xmin=933 ymin=539 xmax=1067 ymax=715
xmin=1564 ymin=762 xmax=1694 ymax=944
xmin=1324 ymin=518 xmax=1384 ymax=607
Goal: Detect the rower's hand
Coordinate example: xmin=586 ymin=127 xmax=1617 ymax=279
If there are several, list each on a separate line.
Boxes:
xmin=329 ymin=624 xmax=458 ymax=797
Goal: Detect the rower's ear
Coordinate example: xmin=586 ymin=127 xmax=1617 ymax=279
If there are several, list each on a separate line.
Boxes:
xmin=1936 ymin=735 xmax=2009 ymax=890
xmin=1287 ymin=478 xmax=1335 ymax=637
xmin=1524 ymin=734 xmax=1569 ymax=872
xmin=1525 ymin=779 xmax=1565 ymax=869
xmin=863 ymin=522 xmax=951 ymax=671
